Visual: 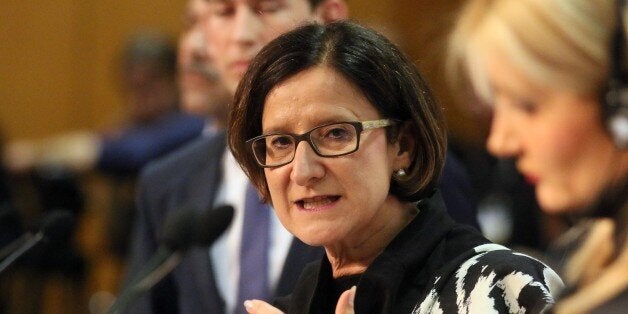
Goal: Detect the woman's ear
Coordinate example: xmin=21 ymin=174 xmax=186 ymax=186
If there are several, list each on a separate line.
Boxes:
xmin=313 ymin=0 xmax=349 ymax=24
xmin=393 ymin=122 xmax=416 ymax=170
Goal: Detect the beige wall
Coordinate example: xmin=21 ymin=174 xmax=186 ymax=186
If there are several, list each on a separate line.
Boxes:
xmin=1 ymin=0 xmax=482 ymax=145
xmin=1 ymin=0 xmax=187 ymax=140
xmin=352 ymin=0 xmax=485 ymax=146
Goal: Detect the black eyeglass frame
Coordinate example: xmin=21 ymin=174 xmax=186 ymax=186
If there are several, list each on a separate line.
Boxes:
xmin=246 ymin=119 xmax=397 ymax=168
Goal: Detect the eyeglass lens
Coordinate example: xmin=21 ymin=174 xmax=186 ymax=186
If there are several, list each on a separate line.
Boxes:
xmin=252 ymin=122 xmax=359 ymax=166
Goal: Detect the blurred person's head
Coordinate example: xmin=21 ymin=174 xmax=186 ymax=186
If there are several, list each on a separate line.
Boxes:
xmin=178 ymin=0 xmax=231 ymax=121
xmin=203 ymin=0 xmax=348 ymax=95
xmin=228 ymin=22 xmax=446 ymax=245
xmin=121 ymin=32 xmax=179 ymax=123
xmin=448 ymin=0 xmax=628 ymax=214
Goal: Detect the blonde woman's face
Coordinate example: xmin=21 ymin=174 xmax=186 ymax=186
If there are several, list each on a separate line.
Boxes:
xmin=484 ymin=54 xmax=628 ymax=214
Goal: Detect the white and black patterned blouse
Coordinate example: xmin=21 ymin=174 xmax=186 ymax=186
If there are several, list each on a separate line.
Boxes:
xmin=275 ymin=192 xmax=564 ymax=313
xmin=415 ymin=243 xmax=562 ymax=313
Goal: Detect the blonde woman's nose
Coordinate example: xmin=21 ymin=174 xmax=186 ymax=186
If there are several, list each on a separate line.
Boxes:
xmin=486 ymin=106 xmax=521 ymax=158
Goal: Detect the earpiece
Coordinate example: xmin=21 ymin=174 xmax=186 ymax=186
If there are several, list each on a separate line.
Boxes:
xmin=603 ymin=0 xmax=628 ymax=149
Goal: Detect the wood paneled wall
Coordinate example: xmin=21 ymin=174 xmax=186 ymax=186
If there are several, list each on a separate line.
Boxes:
xmin=352 ymin=0 xmax=486 ymax=146
xmin=0 ymin=1 xmax=485 ymax=312
xmin=1 ymin=0 xmax=484 ymax=145
xmin=1 ymin=0 xmax=188 ymax=140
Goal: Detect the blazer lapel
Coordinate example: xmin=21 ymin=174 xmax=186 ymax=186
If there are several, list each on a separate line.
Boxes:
xmin=174 ymin=134 xmax=228 ymax=312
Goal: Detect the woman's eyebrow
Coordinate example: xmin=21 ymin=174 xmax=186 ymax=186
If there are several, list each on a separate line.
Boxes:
xmin=262 ymin=117 xmax=354 ymax=134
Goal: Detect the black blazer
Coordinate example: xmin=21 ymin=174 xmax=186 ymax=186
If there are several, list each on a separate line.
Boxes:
xmin=124 ymin=132 xmax=323 ymax=313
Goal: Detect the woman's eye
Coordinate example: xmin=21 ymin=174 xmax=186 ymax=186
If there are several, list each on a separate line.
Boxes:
xmin=496 ymin=92 xmax=539 ymax=115
xmin=328 ymin=128 xmax=350 ymax=139
xmin=322 ymin=127 xmax=354 ymax=142
xmin=270 ymin=136 xmax=293 ymax=149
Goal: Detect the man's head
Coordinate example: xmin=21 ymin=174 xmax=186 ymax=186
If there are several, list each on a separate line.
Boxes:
xmin=121 ymin=32 xmax=179 ymax=123
xmin=178 ymin=0 xmax=231 ymax=120
xmin=202 ymin=0 xmax=348 ymax=94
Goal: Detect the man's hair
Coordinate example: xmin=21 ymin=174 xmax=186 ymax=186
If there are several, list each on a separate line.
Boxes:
xmin=121 ymin=31 xmax=177 ymax=78
xmin=308 ymin=0 xmax=324 ymax=8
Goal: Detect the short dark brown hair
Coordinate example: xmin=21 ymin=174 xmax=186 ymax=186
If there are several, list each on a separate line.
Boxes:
xmin=229 ymin=21 xmax=447 ymax=202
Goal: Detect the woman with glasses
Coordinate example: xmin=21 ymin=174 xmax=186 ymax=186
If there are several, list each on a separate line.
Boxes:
xmin=228 ymin=21 xmax=562 ymax=313
xmin=447 ymin=0 xmax=627 ymax=312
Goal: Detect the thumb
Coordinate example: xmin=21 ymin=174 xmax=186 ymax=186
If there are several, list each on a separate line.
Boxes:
xmin=243 ymin=299 xmax=285 ymax=314
xmin=335 ymin=286 xmax=356 ymax=314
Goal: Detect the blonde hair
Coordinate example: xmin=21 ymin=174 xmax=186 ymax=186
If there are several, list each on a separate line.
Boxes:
xmin=447 ymin=0 xmax=617 ymax=103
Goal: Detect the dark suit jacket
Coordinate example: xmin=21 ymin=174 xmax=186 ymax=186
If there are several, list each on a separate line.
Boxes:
xmin=440 ymin=151 xmax=480 ymax=231
xmin=124 ymin=132 xmax=323 ymax=313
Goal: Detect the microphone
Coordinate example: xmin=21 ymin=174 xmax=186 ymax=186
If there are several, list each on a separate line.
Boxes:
xmin=0 ymin=210 xmax=74 ymax=274
xmin=108 ymin=204 xmax=234 ymax=314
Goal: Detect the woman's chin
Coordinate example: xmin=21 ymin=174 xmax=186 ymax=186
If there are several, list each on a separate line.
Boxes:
xmin=294 ymin=227 xmax=343 ymax=248
xmin=537 ymin=187 xmax=584 ymax=215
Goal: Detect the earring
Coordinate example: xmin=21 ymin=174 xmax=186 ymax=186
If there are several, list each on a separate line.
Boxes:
xmin=393 ymin=168 xmax=407 ymax=179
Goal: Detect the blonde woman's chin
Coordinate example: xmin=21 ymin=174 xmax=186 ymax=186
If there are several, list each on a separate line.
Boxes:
xmin=535 ymin=183 xmax=592 ymax=214
xmin=535 ymin=183 xmax=600 ymax=215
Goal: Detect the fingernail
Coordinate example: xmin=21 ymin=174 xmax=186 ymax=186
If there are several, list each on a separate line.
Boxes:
xmin=244 ymin=300 xmax=254 ymax=311
xmin=349 ymin=286 xmax=356 ymax=306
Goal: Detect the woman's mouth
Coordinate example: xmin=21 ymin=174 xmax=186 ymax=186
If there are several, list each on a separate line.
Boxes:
xmin=524 ymin=174 xmax=540 ymax=185
xmin=296 ymin=195 xmax=340 ymax=211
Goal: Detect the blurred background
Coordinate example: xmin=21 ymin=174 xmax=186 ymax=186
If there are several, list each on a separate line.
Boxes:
xmin=1 ymin=0 xmax=560 ymax=313
xmin=0 ymin=0 xmax=484 ymax=146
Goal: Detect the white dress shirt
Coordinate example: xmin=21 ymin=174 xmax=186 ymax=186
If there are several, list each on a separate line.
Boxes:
xmin=210 ymin=150 xmax=293 ymax=313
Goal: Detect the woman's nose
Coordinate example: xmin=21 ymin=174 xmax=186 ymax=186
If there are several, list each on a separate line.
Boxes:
xmin=486 ymin=105 xmax=522 ymax=158
xmin=290 ymin=142 xmax=325 ymax=186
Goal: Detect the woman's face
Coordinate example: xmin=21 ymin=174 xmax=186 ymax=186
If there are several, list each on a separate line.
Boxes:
xmin=484 ymin=54 xmax=628 ymax=213
xmin=260 ymin=66 xmax=409 ymax=247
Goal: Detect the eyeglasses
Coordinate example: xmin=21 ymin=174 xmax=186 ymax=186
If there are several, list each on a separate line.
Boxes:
xmin=247 ymin=119 xmax=396 ymax=168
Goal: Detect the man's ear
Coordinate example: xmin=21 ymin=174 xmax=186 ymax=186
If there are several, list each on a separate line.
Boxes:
xmin=313 ymin=0 xmax=349 ymax=24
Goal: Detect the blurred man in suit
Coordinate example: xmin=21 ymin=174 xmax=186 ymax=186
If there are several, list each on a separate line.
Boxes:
xmin=124 ymin=1 xmax=348 ymax=313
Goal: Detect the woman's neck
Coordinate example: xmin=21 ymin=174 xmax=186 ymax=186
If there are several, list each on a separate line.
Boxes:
xmin=325 ymin=200 xmax=417 ymax=278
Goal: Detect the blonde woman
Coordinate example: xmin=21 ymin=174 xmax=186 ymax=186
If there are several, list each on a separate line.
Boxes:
xmin=448 ymin=0 xmax=628 ymax=312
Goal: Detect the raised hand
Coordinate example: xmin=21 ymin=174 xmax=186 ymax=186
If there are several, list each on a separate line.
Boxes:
xmin=243 ymin=286 xmax=356 ymax=314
